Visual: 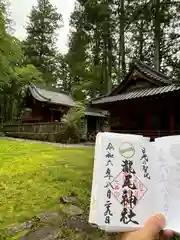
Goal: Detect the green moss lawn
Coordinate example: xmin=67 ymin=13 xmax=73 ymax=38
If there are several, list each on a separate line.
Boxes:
xmin=0 ymin=139 xmax=94 ymax=237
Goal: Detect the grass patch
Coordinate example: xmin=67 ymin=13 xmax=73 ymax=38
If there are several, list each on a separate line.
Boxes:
xmin=0 ymin=139 xmax=94 ymax=232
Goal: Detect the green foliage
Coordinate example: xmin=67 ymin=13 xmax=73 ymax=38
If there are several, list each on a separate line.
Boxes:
xmin=24 ymin=0 xmax=63 ymax=84
xmin=0 ymin=0 xmax=12 ymax=31
xmin=61 ymin=102 xmax=86 ymax=143
xmin=0 ymin=7 xmax=42 ymax=122
xmin=65 ymin=0 xmax=115 ymax=99
xmin=58 ymin=0 xmax=180 ymax=100
xmin=54 ymin=54 xmax=72 ymax=93
xmin=0 ymin=11 xmax=14 ymax=86
xmin=14 ymin=64 xmax=42 ymax=85
xmin=62 ymin=102 xmax=85 ymax=125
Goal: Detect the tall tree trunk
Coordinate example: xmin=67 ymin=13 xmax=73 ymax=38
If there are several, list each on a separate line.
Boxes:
xmin=107 ymin=34 xmax=112 ymax=94
xmin=104 ymin=38 xmax=109 ymax=94
xmin=118 ymin=0 xmax=126 ymax=82
xmin=154 ymin=0 xmax=160 ymax=72
xmin=93 ymin=27 xmax=100 ymax=97
xmin=139 ymin=20 xmax=144 ymax=61
xmin=107 ymin=12 xmax=113 ymax=95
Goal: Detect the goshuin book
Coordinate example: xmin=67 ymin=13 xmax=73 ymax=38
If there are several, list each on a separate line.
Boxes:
xmin=89 ymin=132 xmax=180 ymax=234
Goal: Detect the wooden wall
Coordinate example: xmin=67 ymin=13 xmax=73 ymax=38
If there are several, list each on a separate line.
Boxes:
xmin=106 ymin=92 xmax=180 ymax=138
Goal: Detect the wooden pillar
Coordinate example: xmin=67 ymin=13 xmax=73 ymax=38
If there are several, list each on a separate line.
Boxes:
xmin=50 ymin=109 xmax=54 ymax=122
xmin=145 ymin=110 xmax=151 ymax=137
xmin=170 ymin=109 xmax=174 ymax=135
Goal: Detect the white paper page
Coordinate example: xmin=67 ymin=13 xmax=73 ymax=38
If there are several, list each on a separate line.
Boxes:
xmin=94 ymin=132 xmax=158 ymax=232
xmin=89 ymin=133 xmax=102 ymax=224
xmin=89 ymin=132 xmax=144 ymax=226
xmin=155 ymin=135 xmax=180 ymax=233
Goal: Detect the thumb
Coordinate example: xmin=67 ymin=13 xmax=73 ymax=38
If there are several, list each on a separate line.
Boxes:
xmin=141 ymin=214 xmax=165 ymax=238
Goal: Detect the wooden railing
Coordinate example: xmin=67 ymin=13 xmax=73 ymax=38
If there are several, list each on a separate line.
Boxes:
xmin=2 ymin=121 xmax=88 ymax=142
xmin=3 ymin=122 xmax=179 ymax=143
xmin=3 ymin=122 xmax=64 ymax=134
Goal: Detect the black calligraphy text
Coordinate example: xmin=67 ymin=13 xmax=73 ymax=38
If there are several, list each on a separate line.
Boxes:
xmin=104 ymin=142 xmax=114 ymax=224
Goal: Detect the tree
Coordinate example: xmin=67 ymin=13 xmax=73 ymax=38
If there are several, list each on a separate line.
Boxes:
xmin=54 ymin=54 xmax=72 ymax=93
xmin=66 ymin=0 xmax=115 ymax=99
xmin=0 ymin=0 xmax=12 ymax=31
xmin=24 ymin=0 xmax=62 ymax=84
xmin=59 ymin=0 xmax=180 ymax=103
xmin=0 ymin=7 xmax=42 ymax=122
xmin=124 ymin=0 xmax=180 ymax=74
xmin=154 ymin=0 xmax=161 ymax=71
xmin=0 ymin=35 xmax=43 ymax=122
xmin=118 ymin=0 xmax=126 ymax=81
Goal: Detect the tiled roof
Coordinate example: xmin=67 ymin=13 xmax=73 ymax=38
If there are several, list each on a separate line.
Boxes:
xmin=29 ymin=85 xmax=75 ymax=107
xmin=92 ymin=84 xmax=180 ymax=105
xmin=109 ymin=61 xmax=171 ymax=97
xmin=134 ymin=61 xmax=171 ymax=84
xmin=29 ymin=85 xmax=107 ymax=116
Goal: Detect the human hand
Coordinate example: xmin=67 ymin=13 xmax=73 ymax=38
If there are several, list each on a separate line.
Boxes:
xmin=116 ymin=214 xmax=173 ymax=240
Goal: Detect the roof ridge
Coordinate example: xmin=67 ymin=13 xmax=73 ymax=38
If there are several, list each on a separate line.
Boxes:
xmin=36 ymin=84 xmax=73 ymax=97
xmin=135 ymin=61 xmax=170 ymax=82
xmin=30 ymin=84 xmax=51 ymax=101
xmin=127 ymin=83 xmax=176 ymax=92
xmin=29 ymin=84 xmax=75 ymax=107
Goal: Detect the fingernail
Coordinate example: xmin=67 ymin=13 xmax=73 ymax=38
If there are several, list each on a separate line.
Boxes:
xmin=164 ymin=229 xmax=174 ymax=237
xmin=156 ymin=213 xmax=164 ymax=218
xmin=154 ymin=213 xmax=165 ymax=223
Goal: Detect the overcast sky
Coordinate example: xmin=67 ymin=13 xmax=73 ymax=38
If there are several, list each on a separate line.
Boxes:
xmin=10 ymin=0 xmax=75 ymax=53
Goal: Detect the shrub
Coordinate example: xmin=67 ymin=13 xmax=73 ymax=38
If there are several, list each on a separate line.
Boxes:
xmin=60 ymin=102 xmax=86 ymax=143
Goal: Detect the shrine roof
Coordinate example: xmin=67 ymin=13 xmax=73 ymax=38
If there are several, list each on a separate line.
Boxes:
xmin=85 ymin=108 xmax=109 ymax=117
xmin=109 ymin=61 xmax=171 ymax=97
xmin=29 ymin=84 xmax=75 ymax=107
xmin=29 ymin=84 xmax=108 ymax=117
xmin=92 ymin=84 xmax=180 ymax=105
xmin=133 ymin=61 xmax=171 ymax=85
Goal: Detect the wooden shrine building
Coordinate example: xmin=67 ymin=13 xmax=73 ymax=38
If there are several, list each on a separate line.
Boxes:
xmin=23 ymin=84 xmax=107 ymax=135
xmin=92 ymin=61 xmax=180 ymax=138
xmin=23 ymin=84 xmax=75 ymax=123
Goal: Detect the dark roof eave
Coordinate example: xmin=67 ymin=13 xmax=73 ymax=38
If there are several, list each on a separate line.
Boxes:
xmin=92 ymin=84 xmax=180 ymax=105
xmin=35 ymin=98 xmax=75 ymax=107
xmin=85 ymin=107 xmax=109 ymax=117
xmin=85 ymin=113 xmax=107 ymax=117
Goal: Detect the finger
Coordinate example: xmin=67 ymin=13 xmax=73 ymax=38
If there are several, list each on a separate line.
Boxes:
xmin=142 ymin=214 xmax=165 ymax=238
xmin=116 ymin=231 xmax=137 ymax=240
xmin=163 ymin=229 xmax=174 ymax=240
